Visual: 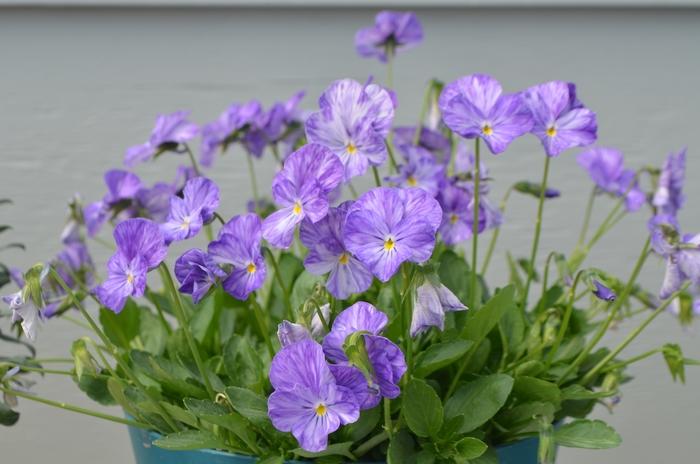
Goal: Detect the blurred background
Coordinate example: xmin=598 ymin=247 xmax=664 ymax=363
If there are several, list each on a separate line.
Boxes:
xmin=1 ymin=2 xmax=699 ymax=462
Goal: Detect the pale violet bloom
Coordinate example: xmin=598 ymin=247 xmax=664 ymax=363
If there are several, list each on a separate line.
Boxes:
xmin=411 ymin=274 xmax=467 ymax=336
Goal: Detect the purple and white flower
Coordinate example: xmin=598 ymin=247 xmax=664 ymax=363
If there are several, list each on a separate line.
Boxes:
xmin=174 ymin=249 xmax=226 ymax=303
xmin=386 ymin=146 xmax=445 ymax=196
xmin=648 ymin=215 xmax=700 ymax=299
xmin=305 ymin=79 xmax=395 ymax=180
xmin=355 ymin=10 xmax=423 ymax=63
xmin=653 ymin=148 xmax=686 ymax=217
xmin=124 ymin=111 xmax=198 ymax=167
xmin=161 ymin=177 xmax=220 ymax=244
xmin=577 ymin=147 xmax=645 ymax=212
xmin=411 ymin=274 xmax=467 ymax=336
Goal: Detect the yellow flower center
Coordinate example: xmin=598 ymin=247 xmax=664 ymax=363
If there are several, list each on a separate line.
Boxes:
xmin=406 ymin=175 xmax=418 ymax=187
xmin=338 ymin=252 xmax=350 ymax=265
xmin=126 ymin=273 xmax=135 ymax=284
xmin=546 ymin=125 xmax=557 ymax=137
xmin=384 ymin=238 xmax=395 ymax=251
xmin=481 ymin=124 xmax=493 ymax=136
xmin=246 ymin=262 xmax=256 ymax=274
xmin=292 ymin=201 xmax=302 ymax=215
xmin=450 ymin=213 xmax=459 ymax=224
xmin=347 ymin=143 xmax=357 ymax=155
xmin=315 ymin=404 xmax=327 ymax=416
xmin=180 ymin=217 xmax=191 ymax=230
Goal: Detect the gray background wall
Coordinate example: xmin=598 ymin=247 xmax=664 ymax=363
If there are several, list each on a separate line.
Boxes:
xmin=1 ymin=5 xmax=699 ymax=462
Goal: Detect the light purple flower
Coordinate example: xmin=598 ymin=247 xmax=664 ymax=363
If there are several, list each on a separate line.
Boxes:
xmin=648 ymin=215 xmax=700 ymax=299
xmin=208 ymin=213 xmax=267 ymax=300
xmin=305 ymin=79 xmax=395 ymax=180
xmin=355 ymin=11 xmax=423 ymax=63
xmin=411 ymin=274 xmax=467 ymax=336
xmin=437 ymin=184 xmax=472 ymax=245
xmin=393 ymin=126 xmax=451 ymax=162
xmin=267 ymin=339 xmax=360 ymax=452
xmin=522 ymin=81 xmax=597 ymax=157
xmin=200 ymin=101 xmax=263 ymax=167
xmin=300 ymin=202 xmax=373 ymax=299
xmin=84 ymin=170 xmax=143 ymax=236
xmin=345 ymin=187 xmax=441 ymax=282
xmin=322 ymin=302 xmax=406 ymax=402
xmin=125 ymin=111 xmax=198 ymax=167
xmin=135 ymin=182 xmax=176 ymax=223
xmin=262 ymin=144 xmax=344 ymax=249
xmin=653 ymin=148 xmax=686 ymax=217
xmin=161 ymin=177 xmax=220 ymax=245
xmin=174 ymin=249 xmax=226 ymax=303
xmin=386 ymin=146 xmax=445 ymax=196
xmin=277 ymin=304 xmax=330 ymax=347
xmin=439 ymin=74 xmax=533 ymax=154
xmin=577 ymin=147 xmax=645 ymax=212
xmin=2 ymin=290 xmax=42 ymax=341
xmin=95 ymin=218 xmax=167 ymax=313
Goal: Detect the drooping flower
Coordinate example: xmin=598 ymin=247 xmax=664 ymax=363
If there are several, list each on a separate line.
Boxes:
xmin=267 ymin=339 xmax=360 ymax=452
xmin=577 ymin=147 xmax=645 ymax=212
xmin=200 ymin=100 xmax=263 ymax=166
xmin=161 ymin=177 xmax=220 ymax=245
xmin=653 ymin=148 xmax=686 ymax=217
xmin=299 ymin=202 xmax=373 ymax=299
xmin=591 ymin=279 xmax=616 ymax=302
xmin=522 ymin=81 xmax=597 ymax=157
xmin=648 ymin=215 xmax=700 ymax=299
xmin=174 ymin=249 xmax=226 ymax=304
xmin=354 ymin=10 xmax=423 ymax=63
xmin=208 ymin=213 xmax=267 ymax=300
xmin=262 ymin=144 xmax=344 ymax=249
xmin=3 ymin=290 xmax=41 ymax=341
xmin=277 ymin=304 xmax=330 ymax=347
xmin=124 ymin=111 xmax=198 ymax=167
xmin=95 ymin=219 xmax=167 ymax=312
xmin=84 ymin=170 xmax=143 ymax=236
xmin=322 ymin=302 xmax=406 ymax=403
xmin=386 ymin=146 xmax=445 ymax=196
xmin=305 ymin=79 xmax=395 ymax=180
xmin=439 ymin=73 xmax=533 ymax=154
xmin=411 ymin=273 xmax=467 ymax=336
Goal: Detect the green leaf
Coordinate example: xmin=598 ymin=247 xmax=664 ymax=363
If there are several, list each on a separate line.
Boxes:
xmin=153 ymin=430 xmax=225 ymax=450
xmin=130 ymin=350 xmax=207 ymax=399
xmin=99 ymin=301 xmax=140 ymax=349
xmin=257 ymin=457 xmax=284 ymax=464
xmin=387 ymin=428 xmax=416 ymax=464
xmin=461 ymin=286 xmax=516 ymax=344
xmin=139 ymin=309 xmax=167 ymax=355
xmin=469 ymin=447 xmax=499 ymax=464
xmin=438 ymin=250 xmax=471 ymax=304
xmin=454 ymin=437 xmax=488 ymax=460
xmin=496 ymin=401 xmax=556 ymax=435
xmin=184 ymin=397 xmax=229 ymax=416
xmin=225 ymin=386 xmax=269 ymax=426
xmin=0 ymin=402 xmax=19 ymax=426
xmin=404 ymin=378 xmax=443 ymax=438
xmin=71 ymin=339 xmax=114 ymax=405
xmin=223 ymin=336 xmax=267 ymax=392
xmin=512 ymin=376 xmax=561 ymax=408
xmin=554 ymin=419 xmax=621 ymax=449
xmin=413 ymin=339 xmax=473 ymax=378
xmin=189 ymin=293 xmax=219 ymax=350
xmin=560 ymin=385 xmax=615 ymax=401
xmin=663 ymin=343 xmax=686 ymax=383
xmin=159 ymin=402 xmax=198 ymax=428
xmin=445 ymin=374 xmax=514 ymax=434
xmin=341 ymin=405 xmax=380 ymax=442
xmin=292 ymin=442 xmax=355 ymax=460
xmin=290 ymin=271 xmax=325 ymax=310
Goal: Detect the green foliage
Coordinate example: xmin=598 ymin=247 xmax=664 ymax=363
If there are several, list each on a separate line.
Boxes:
xmin=404 ymin=379 xmax=443 ymax=438
xmin=553 ymin=419 xmax=621 ymax=449
xmin=445 ymin=374 xmax=514 ymax=434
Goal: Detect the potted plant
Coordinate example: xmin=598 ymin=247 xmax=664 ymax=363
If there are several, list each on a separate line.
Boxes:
xmin=2 ymin=10 xmax=697 ymax=464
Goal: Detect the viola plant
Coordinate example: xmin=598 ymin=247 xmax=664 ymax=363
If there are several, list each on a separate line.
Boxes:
xmin=3 ymin=9 xmax=699 ymax=464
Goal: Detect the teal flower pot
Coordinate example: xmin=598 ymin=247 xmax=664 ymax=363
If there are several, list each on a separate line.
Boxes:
xmin=129 ymin=426 xmax=548 ymax=463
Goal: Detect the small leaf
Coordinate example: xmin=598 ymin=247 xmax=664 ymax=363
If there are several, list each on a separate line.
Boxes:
xmin=0 ymin=402 xmax=19 ymax=426
xmin=454 ymin=437 xmax=488 ymax=460
xmin=404 ymin=379 xmax=443 ymax=438
xmin=225 ymin=386 xmax=269 ymax=425
xmin=662 ymin=343 xmax=686 ymax=383
xmin=153 ymin=430 xmax=224 ymax=450
xmin=413 ymin=339 xmax=473 ymax=377
xmin=561 ymin=385 xmax=615 ymax=401
xmin=445 ymin=374 xmax=514 ymax=434
xmin=387 ymin=428 xmax=416 ymax=464
xmin=554 ymin=419 xmax=621 ymax=449
xmin=512 ymin=376 xmax=561 ymax=408
xmin=461 ymin=286 xmax=516 ymax=344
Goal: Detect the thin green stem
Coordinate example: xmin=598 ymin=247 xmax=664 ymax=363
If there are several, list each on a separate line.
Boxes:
xmin=263 ymin=248 xmax=293 ymax=320
xmin=522 ymin=155 xmax=551 ymax=309
xmin=481 ymin=186 xmax=514 ymax=276
xmin=271 ymin=143 xmax=283 ymax=167
xmin=582 ymin=286 xmax=685 ymax=384
xmin=213 ymin=212 xmax=227 ymax=226
xmin=9 ymin=365 xmax=74 ymax=376
xmin=384 ymin=139 xmax=398 ymax=173
xmin=577 ymin=187 xmax=597 ymax=248
xmin=158 ymin=263 xmax=216 ymax=398
xmin=245 ymin=154 xmax=261 ymax=215
xmin=383 ymin=398 xmax=393 ymax=439
xmin=372 ymin=166 xmax=382 ymax=187
xmin=545 ymin=271 xmax=584 ymax=368
xmin=354 ymin=430 xmax=390 ymax=458
xmin=183 ymin=143 xmax=202 ymax=177
xmin=32 ymin=358 xmax=74 ymax=364
xmin=538 ymin=251 xmax=559 ymax=313
xmin=413 ymin=82 xmax=432 ymax=145
xmin=470 ymin=138 xmax=481 ymax=310
xmin=347 ymin=182 xmax=359 ymax=199
xmin=558 ymin=237 xmax=651 ymax=384
xmin=602 ymin=348 xmax=662 ymax=373
xmin=48 ymin=268 xmax=180 ymax=431
xmin=145 ymin=288 xmax=172 ymax=336
xmin=0 ymin=385 xmax=150 ymax=428
xmin=250 ymin=297 xmax=275 ymax=358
